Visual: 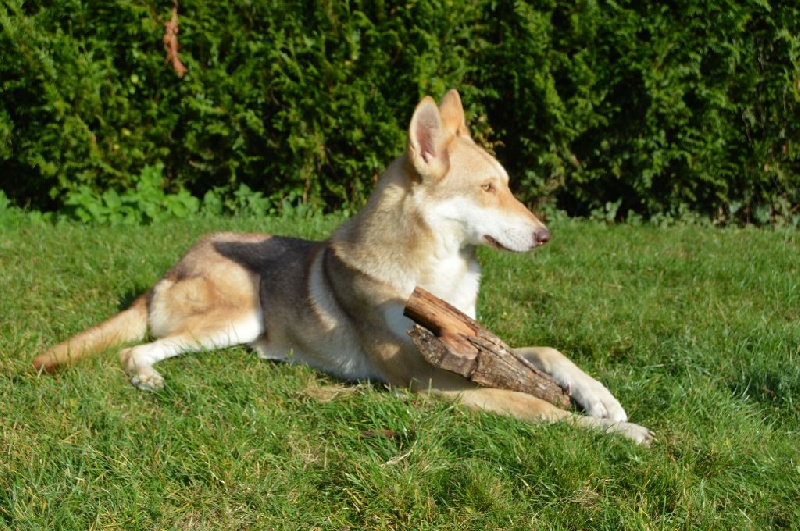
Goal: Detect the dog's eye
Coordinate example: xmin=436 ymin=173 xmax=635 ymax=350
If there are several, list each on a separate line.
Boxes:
xmin=481 ymin=182 xmax=496 ymax=193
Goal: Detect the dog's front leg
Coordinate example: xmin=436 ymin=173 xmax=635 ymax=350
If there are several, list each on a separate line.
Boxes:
xmin=515 ymin=346 xmax=631 ymax=423
xmin=435 ymin=386 xmax=652 ymax=445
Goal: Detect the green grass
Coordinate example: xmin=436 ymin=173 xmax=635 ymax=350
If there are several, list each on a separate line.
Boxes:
xmin=1 ymin=216 xmax=798 ymax=529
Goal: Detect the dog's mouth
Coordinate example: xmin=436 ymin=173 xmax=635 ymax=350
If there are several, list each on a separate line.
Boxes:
xmin=484 ymin=235 xmax=513 ymax=252
xmin=484 ymin=234 xmax=543 ymax=252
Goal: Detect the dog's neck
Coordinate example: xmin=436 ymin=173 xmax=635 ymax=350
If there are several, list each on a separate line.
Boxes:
xmin=329 ymin=156 xmax=481 ymax=312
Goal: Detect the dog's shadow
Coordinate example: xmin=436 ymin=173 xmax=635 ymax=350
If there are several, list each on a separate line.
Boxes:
xmin=118 ymin=288 xmax=147 ymax=311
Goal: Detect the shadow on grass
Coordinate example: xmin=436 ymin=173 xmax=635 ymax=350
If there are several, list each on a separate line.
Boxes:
xmin=118 ymin=286 xmax=150 ymax=311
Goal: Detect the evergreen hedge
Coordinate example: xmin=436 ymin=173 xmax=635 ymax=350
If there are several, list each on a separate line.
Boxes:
xmin=1 ymin=0 xmax=798 ymax=223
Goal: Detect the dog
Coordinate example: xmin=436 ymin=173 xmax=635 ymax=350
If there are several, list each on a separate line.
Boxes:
xmin=33 ymin=90 xmax=652 ymax=444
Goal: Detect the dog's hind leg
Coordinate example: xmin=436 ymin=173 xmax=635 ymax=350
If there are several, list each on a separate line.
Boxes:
xmin=122 ymin=268 xmax=262 ymax=391
xmin=120 ymin=311 xmax=262 ymax=391
xmin=515 ymin=346 xmax=630 ymax=422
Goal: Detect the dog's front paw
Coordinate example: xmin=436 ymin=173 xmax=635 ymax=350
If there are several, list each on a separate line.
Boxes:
xmin=523 ymin=349 xmax=630 ymax=422
xmin=550 ymin=360 xmax=628 ymax=422
xmin=561 ymin=373 xmax=628 ymax=422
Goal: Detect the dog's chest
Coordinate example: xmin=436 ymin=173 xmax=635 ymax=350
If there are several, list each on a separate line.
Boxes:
xmin=381 ymin=251 xmax=480 ymax=348
xmin=419 ymin=252 xmax=481 ymax=318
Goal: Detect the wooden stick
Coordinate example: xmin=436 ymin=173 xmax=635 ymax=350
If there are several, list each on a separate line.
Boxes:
xmin=404 ymin=287 xmax=571 ymax=409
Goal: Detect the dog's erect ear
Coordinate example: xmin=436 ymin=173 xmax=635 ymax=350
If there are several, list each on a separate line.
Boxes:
xmin=408 ymin=96 xmax=449 ymax=180
xmin=439 ymin=89 xmax=470 ymax=139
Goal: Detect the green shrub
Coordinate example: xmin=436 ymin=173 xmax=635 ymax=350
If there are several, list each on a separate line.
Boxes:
xmin=62 ymin=163 xmax=200 ymax=224
xmin=477 ymin=0 xmax=800 ymax=225
xmin=0 ymin=0 xmax=797 ymax=224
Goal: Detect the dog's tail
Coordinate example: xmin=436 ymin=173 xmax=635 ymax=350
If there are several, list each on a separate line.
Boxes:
xmin=32 ymin=294 xmax=149 ymax=373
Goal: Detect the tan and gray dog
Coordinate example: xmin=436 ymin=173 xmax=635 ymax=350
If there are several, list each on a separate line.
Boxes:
xmin=34 ymin=90 xmax=651 ymax=444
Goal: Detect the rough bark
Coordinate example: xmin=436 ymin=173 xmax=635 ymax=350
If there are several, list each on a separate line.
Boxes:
xmin=404 ymin=287 xmax=571 ymax=409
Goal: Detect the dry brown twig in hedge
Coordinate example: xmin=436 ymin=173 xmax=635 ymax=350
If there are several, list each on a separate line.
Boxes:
xmin=163 ymin=0 xmax=187 ymax=78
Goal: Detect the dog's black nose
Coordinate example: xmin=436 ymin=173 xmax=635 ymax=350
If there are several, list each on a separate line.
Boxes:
xmin=534 ymin=228 xmax=551 ymax=245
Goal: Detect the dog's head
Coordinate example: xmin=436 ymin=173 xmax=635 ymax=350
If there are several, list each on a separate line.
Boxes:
xmin=407 ymin=90 xmax=550 ymax=253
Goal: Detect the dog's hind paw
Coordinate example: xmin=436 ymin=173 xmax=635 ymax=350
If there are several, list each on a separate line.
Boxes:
xmin=130 ymin=367 xmax=165 ymax=392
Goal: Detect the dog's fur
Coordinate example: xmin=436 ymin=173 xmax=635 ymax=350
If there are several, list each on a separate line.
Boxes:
xmin=33 ymin=90 xmax=651 ymax=444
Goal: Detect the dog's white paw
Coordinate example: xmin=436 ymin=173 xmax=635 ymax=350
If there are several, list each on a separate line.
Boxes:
xmin=130 ymin=367 xmax=165 ymax=392
xmin=545 ymin=362 xmax=628 ymax=422
xmin=603 ymin=421 xmax=654 ymax=446
xmin=121 ymin=346 xmax=165 ymax=392
xmin=568 ymin=376 xmax=628 ymax=422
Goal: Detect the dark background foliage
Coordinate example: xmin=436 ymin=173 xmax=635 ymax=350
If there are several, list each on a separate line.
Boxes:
xmin=1 ymin=0 xmax=798 ymax=223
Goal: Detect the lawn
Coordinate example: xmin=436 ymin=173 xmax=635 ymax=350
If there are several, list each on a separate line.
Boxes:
xmin=1 ymin=215 xmax=798 ymax=529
